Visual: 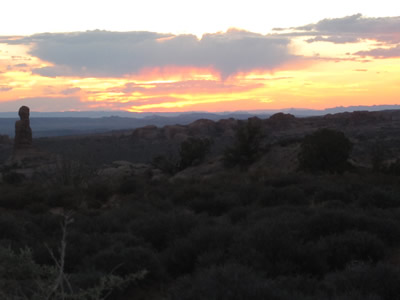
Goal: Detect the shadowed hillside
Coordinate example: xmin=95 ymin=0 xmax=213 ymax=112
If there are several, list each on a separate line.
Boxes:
xmin=23 ymin=109 xmax=400 ymax=168
xmin=1 ymin=109 xmax=400 ymax=299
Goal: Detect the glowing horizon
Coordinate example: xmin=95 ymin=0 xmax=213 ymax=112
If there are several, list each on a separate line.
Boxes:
xmin=1 ymin=12 xmax=399 ymax=112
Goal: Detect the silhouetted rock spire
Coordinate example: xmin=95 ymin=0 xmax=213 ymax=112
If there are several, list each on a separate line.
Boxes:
xmin=14 ymin=106 xmax=33 ymax=151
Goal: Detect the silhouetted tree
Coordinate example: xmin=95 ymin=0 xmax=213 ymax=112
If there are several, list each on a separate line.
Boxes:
xmin=178 ymin=137 xmax=212 ymax=170
xmin=370 ymin=141 xmax=386 ymax=172
xmin=224 ymin=118 xmax=265 ymax=167
xmin=298 ymin=128 xmax=352 ymax=173
xmin=151 ymin=154 xmax=179 ymax=175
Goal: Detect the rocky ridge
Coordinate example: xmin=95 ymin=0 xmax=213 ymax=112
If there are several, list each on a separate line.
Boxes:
xmin=1 ymin=109 xmax=400 ymax=184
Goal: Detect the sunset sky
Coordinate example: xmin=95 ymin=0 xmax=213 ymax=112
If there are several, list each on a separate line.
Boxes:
xmin=0 ymin=1 xmax=399 ymax=112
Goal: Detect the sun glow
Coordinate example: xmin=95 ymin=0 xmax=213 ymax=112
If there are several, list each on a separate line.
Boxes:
xmin=1 ymin=25 xmax=400 ymax=112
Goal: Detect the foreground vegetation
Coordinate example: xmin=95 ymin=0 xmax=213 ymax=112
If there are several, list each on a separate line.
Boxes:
xmin=1 ymin=120 xmax=400 ymax=299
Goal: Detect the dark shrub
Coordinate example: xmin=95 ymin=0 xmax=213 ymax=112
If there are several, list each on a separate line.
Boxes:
xmin=169 ymin=264 xmax=275 ymax=300
xmin=163 ymin=223 xmax=236 ymax=277
xmin=0 ymin=246 xmax=53 ymax=299
xmin=259 ymin=186 xmax=308 ymax=206
xmin=178 ymin=137 xmax=212 ymax=170
xmin=0 ymin=213 xmax=24 ymax=241
xmin=317 ymin=230 xmax=385 ymax=270
xmin=385 ymin=158 xmax=400 ymax=175
xmin=264 ymin=174 xmax=303 ymax=188
xmin=228 ymin=206 xmax=251 ymax=224
xmin=224 ymin=118 xmax=265 ymax=167
xmin=355 ymin=215 xmax=400 ymax=246
xmin=313 ymin=184 xmax=355 ymax=204
xmin=65 ymin=231 xmax=144 ymax=271
xmin=304 ymin=210 xmax=358 ymax=241
xmin=324 ymin=263 xmax=400 ymax=300
xmin=231 ymin=222 xmax=305 ymax=276
xmin=188 ymin=192 xmax=238 ymax=216
xmin=0 ymin=187 xmax=25 ymax=209
xmin=129 ymin=210 xmax=198 ymax=251
xmin=370 ymin=141 xmax=386 ymax=172
xmin=235 ymin=181 xmax=268 ymax=206
xmin=89 ymin=246 xmax=162 ymax=279
xmin=2 ymin=171 xmax=25 ymax=185
xmin=26 ymin=203 xmax=48 ymax=214
xmin=151 ymin=154 xmax=178 ymax=175
xmin=358 ymin=188 xmax=400 ymax=208
xmin=271 ymin=276 xmax=321 ymax=298
xmin=0 ymin=185 xmax=45 ymax=209
xmin=170 ymin=181 xmax=214 ymax=205
xmin=86 ymin=180 xmax=112 ymax=205
xmin=45 ymin=185 xmax=83 ymax=209
xmin=118 ymin=177 xmax=137 ymax=195
xmin=298 ymin=128 xmax=352 ymax=173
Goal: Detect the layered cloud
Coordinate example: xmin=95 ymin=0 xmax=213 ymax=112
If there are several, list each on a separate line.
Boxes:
xmin=355 ymin=45 xmax=400 ymax=58
xmin=0 ymin=97 xmax=85 ymax=111
xmin=280 ymin=14 xmax=400 ymax=45
xmin=0 ymin=86 xmax=12 ymax=92
xmin=61 ymin=87 xmax=81 ymax=95
xmin=273 ymin=14 xmax=400 ymax=60
xmin=0 ymin=14 xmax=400 ymax=112
xmin=118 ymin=80 xmax=263 ymax=95
xmin=1 ymin=29 xmax=299 ymax=79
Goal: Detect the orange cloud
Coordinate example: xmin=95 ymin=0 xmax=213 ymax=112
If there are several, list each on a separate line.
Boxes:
xmin=1 ymin=22 xmax=400 ymax=113
xmin=129 ymin=66 xmax=220 ymax=82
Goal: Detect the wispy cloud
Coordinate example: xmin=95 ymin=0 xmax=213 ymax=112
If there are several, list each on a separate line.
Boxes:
xmin=61 ymin=87 xmax=81 ymax=95
xmin=116 ymin=80 xmax=264 ymax=95
xmin=281 ymin=14 xmax=400 ymax=45
xmin=355 ymin=45 xmax=400 ymax=58
xmin=0 ymin=85 xmax=12 ymax=92
xmin=0 ymin=97 xmax=86 ymax=111
xmin=272 ymin=14 xmax=400 ymax=60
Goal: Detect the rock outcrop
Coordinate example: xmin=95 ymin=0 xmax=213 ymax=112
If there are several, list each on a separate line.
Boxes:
xmin=163 ymin=125 xmax=188 ymax=140
xmin=188 ymin=119 xmax=217 ymax=136
xmin=14 ymin=106 xmax=33 ymax=151
xmin=132 ymin=125 xmax=160 ymax=140
xmin=6 ymin=106 xmax=58 ymax=177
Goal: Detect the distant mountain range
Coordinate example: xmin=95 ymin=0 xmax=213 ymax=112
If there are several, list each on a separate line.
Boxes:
xmin=0 ymin=105 xmax=399 ymax=137
xmin=0 ymin=113 xmax=269 ymax=137
xmin=0 ymin=105 xmax=399 ymax=118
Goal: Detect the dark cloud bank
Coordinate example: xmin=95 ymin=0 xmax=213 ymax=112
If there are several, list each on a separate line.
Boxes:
xmin=1 ymin=30 xmax=297 ymax=78
xmin=1 ymin=14 xmax=399 ymax=79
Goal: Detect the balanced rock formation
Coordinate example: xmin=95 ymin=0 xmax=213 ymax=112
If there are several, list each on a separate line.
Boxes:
xmin=4 ymin=106 xmax=61 ymax=180
xmin=14 ymin=105 xmax=33 ymax=151
xmin=10 ymin=105 xmax=48 ymax=168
